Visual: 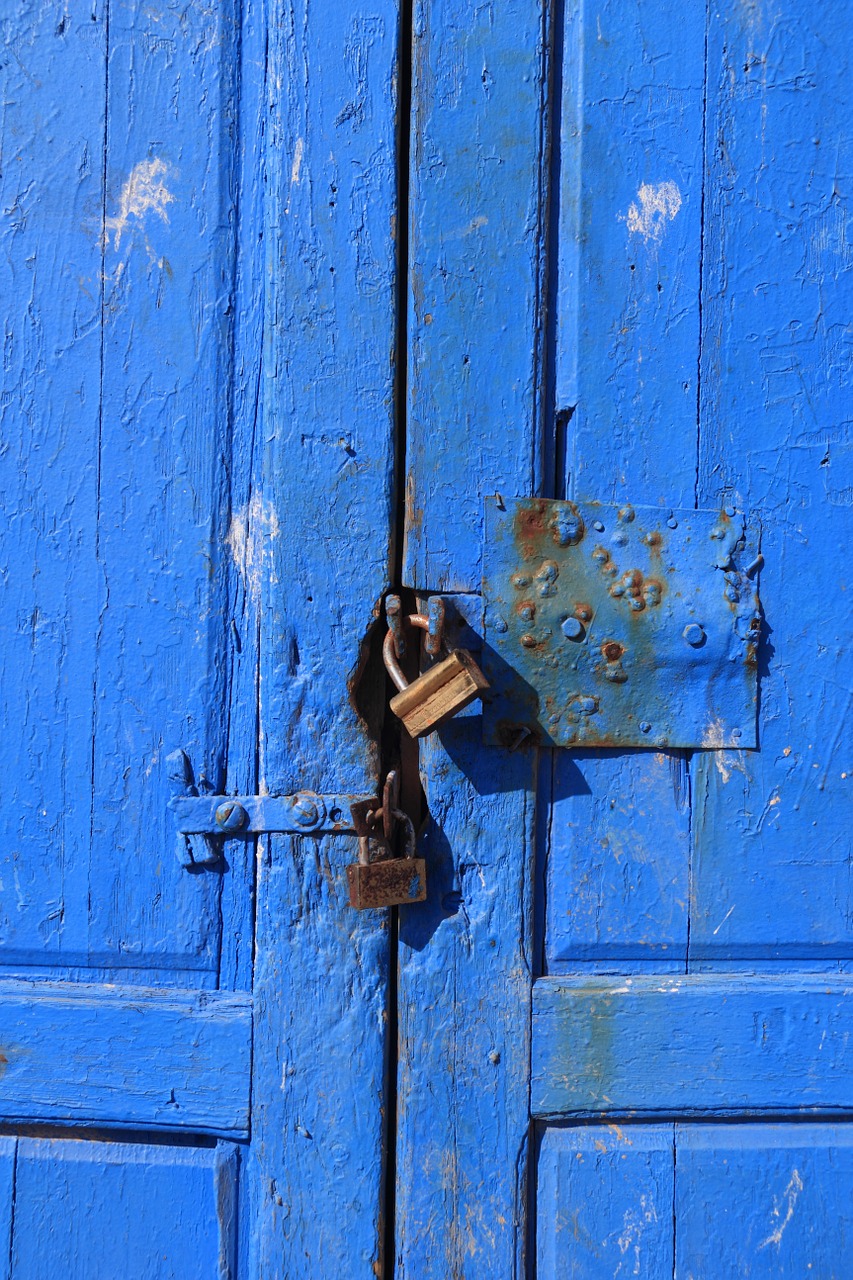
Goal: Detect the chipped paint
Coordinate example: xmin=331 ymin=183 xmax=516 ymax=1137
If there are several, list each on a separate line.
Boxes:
xmin=104 ymin=157 xmax=175 ymax=250
xmin=624 ymin=180 xmax=682 ymax=242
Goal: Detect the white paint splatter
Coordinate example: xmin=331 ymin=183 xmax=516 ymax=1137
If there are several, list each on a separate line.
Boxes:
xmin=104 ymin=158 xmax=175 ymax=250
xmin=226 ymin=493 xmax=280 ymax=604
xmin=613 ymin=1194 xmax=658 ymax=1275
xmin=625 ymin=180 xmax=682 ymax=243
xmin=758 ymin=1169 xmax=803 ymax=1251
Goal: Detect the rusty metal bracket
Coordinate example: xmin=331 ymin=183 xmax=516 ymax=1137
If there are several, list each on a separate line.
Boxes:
xmin=482 ymin=497 xmax=761 ymax=749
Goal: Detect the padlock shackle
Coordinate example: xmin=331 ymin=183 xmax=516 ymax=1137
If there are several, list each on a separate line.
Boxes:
xmin=382 ymin=613 xmax=431 ymax=692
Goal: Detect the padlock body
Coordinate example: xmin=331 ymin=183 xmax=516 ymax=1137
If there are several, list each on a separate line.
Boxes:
xmin=347 ymin=857 xmax=427 ymax=909
xmin=389 ymin=649 xmax=489 ymax=738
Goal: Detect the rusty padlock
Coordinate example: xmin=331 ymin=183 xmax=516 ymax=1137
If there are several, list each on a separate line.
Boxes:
xmin=383 ymin=597 xmax=489 ymax=738
xmin=347 ymin=775 xmax=426 ymax=909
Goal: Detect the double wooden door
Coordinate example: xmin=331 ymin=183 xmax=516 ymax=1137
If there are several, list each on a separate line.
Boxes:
xmin=2 ymin=0 xmax=852 ymax=1275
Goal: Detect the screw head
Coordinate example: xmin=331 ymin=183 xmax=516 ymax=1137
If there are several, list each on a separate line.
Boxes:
xmin=289 ymin=793 xmax=322 ymax=827
xmin=215 ymin=801 xmax=248 ymax=833
xmin=683 ymin=623 xmax=705 ymax=647
xmin=639 ymin=721 xmax=652 ymax=734
xmin=561 ymin=616 xmax=584 ymax=640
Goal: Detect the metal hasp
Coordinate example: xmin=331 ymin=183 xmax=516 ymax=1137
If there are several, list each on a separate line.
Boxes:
xmin=482 ymin=497 xmax=761 ymax=749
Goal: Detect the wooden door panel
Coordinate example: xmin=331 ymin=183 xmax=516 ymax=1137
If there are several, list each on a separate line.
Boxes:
xmin=537 ymin=1124 xmax=853 ymax=1277
xmin=536 ymin=1125 xmax=675 ymax=1279
xmin=545 ymin=750 xmax=690 ymax=969
xmin=8 ymin=1139 xmax=237 ymax=1280
xmin=692 ymin=0 xmax=853 ymax=963
xmin=0 ymin=0 xmax=242 ymax=978
xmin=0 ymin=981 xmax=250 ymax=1136
xmin=533 ymin=974 xmax=853 ymax=1117
xmin=402 ymin=0 xmax=853 ymax=1274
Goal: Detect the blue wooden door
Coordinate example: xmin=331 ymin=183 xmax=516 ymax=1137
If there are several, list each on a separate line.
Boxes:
xmin=396 ymin=0 xmax=853 ymax=1276
xmin=1 ymin=0 xmax=399 ymax=1273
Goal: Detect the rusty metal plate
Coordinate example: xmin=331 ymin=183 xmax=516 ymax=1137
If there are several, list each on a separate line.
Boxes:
xmin=482 ymin=498 xmax=761 ymax=749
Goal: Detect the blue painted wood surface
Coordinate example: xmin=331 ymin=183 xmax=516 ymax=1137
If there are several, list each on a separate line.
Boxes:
xmin=0 ymin=980 xmax=251 ymax=1135
xmin=403 ymin=0 xmax=853 ymax=1274
xmin=538 ymin=1124 xmax=853 ymax=1277
xmin=533 ymin=974 xmax=853 ymax=1116
xmin=396 ymin=0 xmax=550 ymax=1270
xmin=9 ymin=1139 xmax=237 ymax=1279
xmin=2 ymin=0 xmax=399 ymax=1270
xmin=245 ymin=0 xmax=402 ymax=1273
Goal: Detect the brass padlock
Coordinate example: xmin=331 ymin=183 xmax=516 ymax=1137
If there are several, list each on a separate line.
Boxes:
xmin=347 ymin=798 xmax=426 ymax=909
xmin=383 ymin=602 xmax=489 ymax=738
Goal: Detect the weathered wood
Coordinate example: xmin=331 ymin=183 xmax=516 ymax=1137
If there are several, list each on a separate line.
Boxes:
xmin=538 ymin=1123 xmax=853 ymax=1276
xmin=246 ymin=0 xmax=401 ymax=1272
xmin=396 ymin=595 xmax=537 ymax=1278
xmin=533 ymin=974 xmax=853 ymax=1116
xmin=403 ymin=0 xmax=551 ymax=592
xmin=536 ymin=1125 xmax=675 ymax=1277
xmin=0 ymin=981 xmax=251 ymax=1136
xmin=556 ymin=0 xmax=706 ymax=505
xmin=675 ymin=1124 xmax=853 ymax=1276
xmin=10 ymin=1139 xmax=237 ymax=1280
xmin=691 ymin=0 xmax=853 ymax=964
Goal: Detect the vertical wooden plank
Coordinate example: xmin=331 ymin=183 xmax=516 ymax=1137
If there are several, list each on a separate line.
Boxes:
xmin=247 ymin=0 xmax=400 ymax=1271
xmin=218 ymin=0 xmax=268 ymax=997
xmin=0 ymin=1 xmax=105 ymax=965
xmin=398 ymin=0 xmax=548 ymax=1268
xmin=396 ymin=596 xmax=536 ymax=1279
xmin=557 ymin=0 xmax=706 ymax=504
xmin=87 ymin=0 xmax=241 ymax=970
xmin=692 ymin=0 xmax=853 ymax=962
xmin=544 ymin=0 xmax=706 ymax=977
xmin=403 ymin=0 xmax=550 ymax=591
xmin=536 ymin=1125 xmax=675 ymax=1278
xmin=676 ymin=1124 xmax=853 ymax=1276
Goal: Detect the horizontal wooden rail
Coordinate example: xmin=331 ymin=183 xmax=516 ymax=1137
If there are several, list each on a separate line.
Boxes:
xmin=0 ymin=980 xmax=252 ymax=1137
xmin=533 ymin=974 xmax=853 ymax=1117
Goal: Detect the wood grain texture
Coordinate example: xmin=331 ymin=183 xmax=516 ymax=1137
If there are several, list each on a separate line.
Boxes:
xmin=536 ymin=1125 xmax=675 ymax=1278
xmin=246 ymin=0 xmax=401 ymax=1271
xmin=675 ymin=1124 xmax=853 ymax=1278
xmin=538 ymin=1123 xmax=853 ymax=1277
xmin=543 ymin=0 xmax=703 ymax=976
xmin=545 ymin=749 xmax=690 ymax=969
xmin=10 ymin=1138 xmax=237 ymax=1280
xmin=0 ymin=980 xmax=251 ymax=1136
xmin=0 ymin=0 xmax=247 ymax=976
xmin=0 ymin=1138 xmax=15 ymax=1280
xmin=0 ymin=2 xmax=104 ymax=966
xmin=533 ymin=974 xmax=853 ymax=1117
xmin=557 ymin=0 xmax=705 ymax=507
xmin=691 ymin=0 xmax=853 ymax=963
xmin=395 ymin=595 xmax=536 ymax=1279
xmin=403 ymin=0 xmax=550 ymax=591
